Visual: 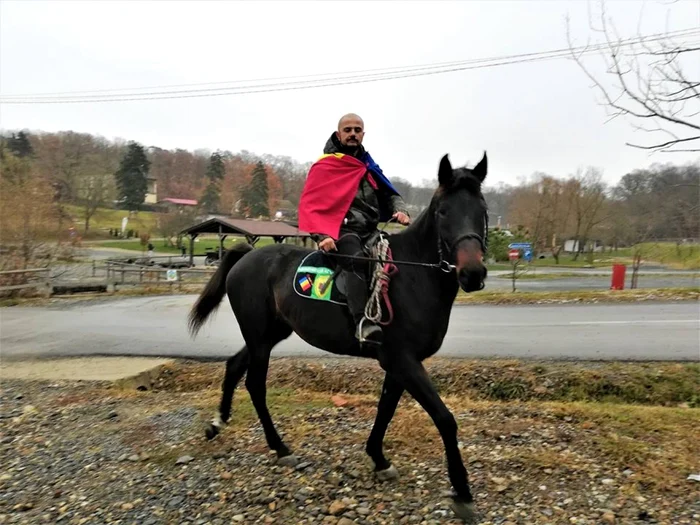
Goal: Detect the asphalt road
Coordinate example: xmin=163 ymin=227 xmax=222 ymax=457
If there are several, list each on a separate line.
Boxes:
xmin=1 ymin=296 xmax=698 ymax=361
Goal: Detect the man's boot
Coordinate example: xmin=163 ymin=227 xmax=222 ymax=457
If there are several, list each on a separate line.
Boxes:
xmin=345 ymin=271 xmax=383 ymax=346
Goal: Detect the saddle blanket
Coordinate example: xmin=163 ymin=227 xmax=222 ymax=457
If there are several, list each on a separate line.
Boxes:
xmin=293 ymin=251 xmax=347 ymax=305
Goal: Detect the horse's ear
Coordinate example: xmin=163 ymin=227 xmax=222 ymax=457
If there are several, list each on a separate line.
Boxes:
xmin=473 ymin=151 xmax=487 ymax=182
xmin=438 ymin=154 xmax=453 ymax=187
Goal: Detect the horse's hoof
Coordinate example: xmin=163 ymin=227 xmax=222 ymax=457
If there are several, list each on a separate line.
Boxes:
xmin=375 ymin=465 xmax=399 ymax=482
xmin=204 ymin=423 xmax=220 ymax=441
xmin=277 ymin=454 xmax=300 ymax=467
xmin=450 ymin=499 xmax=478 ymax=524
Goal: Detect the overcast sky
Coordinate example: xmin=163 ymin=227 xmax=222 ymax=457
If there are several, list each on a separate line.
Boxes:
xmin=1 ymin=0 xmax=698 ymax=188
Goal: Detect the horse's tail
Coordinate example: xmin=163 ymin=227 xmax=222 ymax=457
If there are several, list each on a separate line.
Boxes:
xmin=188 ymin=242 xmax=254 ymax=337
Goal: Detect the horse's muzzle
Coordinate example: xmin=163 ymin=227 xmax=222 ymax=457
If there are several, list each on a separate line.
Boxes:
xmin=458 ymin=265 xmax=487 ymax=293
xmin=455 ymin=239 xmax=487 ymax=293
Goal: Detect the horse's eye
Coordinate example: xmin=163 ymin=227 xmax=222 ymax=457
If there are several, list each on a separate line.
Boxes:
xmin=438 ymin=209 xmax=448 ymax=218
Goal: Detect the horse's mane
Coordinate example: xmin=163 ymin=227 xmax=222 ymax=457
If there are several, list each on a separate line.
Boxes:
xmin=451 ymin=168 xmax=484 ymax=196
xmin=386 ymin=167 xmax=487 ymax=250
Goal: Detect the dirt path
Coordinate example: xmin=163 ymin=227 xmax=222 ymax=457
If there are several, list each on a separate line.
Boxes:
xmin=1 ymin=359 xmax=698 ymax=524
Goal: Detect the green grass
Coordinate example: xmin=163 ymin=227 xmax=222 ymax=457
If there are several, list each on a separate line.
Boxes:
xmin=490 ymin=243 xmax=700 ymax=270
xmin=613 ymin=242 xmax=700 ymax=270
xmin=530 ymin=255 xmax=625 ymax=268
xmin=65 ymin=205 xmax=162 ymax=237
xmin=496 ymin=271 xmax=698 ymax=280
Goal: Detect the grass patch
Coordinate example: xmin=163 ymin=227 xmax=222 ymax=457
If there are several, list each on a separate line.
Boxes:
xmin=495 ymin=271 xmax=698 ymax=280
xmin=156 ymin=359 xmax=700 ymax=408
xmin=65 ymin=205 xmax=161 ymax=236
xmin=153 ymin=360 xmax=700 ymax=494
xmin=520 ymin=243 xmax=700 ymax=270
xmin=549 ymin=401 xmax=700 ymax=487
xmin=615 ymin=242 xmax=700 ymax=270
xmin=455 ymin=287 xmax=699 ymax=304
xmin=494 ymin=272 xmax=606 ymax=280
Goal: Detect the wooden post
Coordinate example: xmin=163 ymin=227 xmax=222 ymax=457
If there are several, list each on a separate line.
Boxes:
xmin=44 ymin=269 xmax=52 ymax=297
xmin=189 ymin=234 xmax=196 ymax=267
xmin=218 ymin=224 xmax=224 ymax=260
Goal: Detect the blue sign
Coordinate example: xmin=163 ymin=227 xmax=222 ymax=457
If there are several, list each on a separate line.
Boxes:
xmin=523 ymin=249 xmax=533 ymax=262
xmin=508 ymin=242 xmax=532 ymax=250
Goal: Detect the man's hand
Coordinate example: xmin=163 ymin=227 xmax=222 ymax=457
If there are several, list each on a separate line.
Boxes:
xmin=318 ymin=237 xmax=337 ymax=252
xmin=393 ymin=212 xmax=410 ymax=225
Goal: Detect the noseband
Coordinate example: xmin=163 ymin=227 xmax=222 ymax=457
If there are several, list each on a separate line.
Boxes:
xmin=436 ymin=211 xmax=490 ymax=272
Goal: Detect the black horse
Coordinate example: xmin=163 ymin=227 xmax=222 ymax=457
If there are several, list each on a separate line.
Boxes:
xmin=188 ymin=153 xmax=489 ymax=523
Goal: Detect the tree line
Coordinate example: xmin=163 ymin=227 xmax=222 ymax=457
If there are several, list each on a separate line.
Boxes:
xmin=1 ymin=129 xmax=697 ymax=265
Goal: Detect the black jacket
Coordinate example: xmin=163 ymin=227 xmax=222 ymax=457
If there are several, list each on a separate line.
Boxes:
xmin=312 ymin=133 xmax=408 ymax=242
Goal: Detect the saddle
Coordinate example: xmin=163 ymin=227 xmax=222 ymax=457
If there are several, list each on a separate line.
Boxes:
xmin=292 ymin=231 xmax=383 ymax=305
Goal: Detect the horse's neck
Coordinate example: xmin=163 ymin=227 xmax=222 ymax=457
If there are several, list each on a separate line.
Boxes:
xmin=390 ymin=207 xmax=459 ymax=301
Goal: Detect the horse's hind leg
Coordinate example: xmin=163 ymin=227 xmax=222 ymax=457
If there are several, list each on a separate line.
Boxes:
xmin=245 ymin=322 xmax=297 ymax=465
xmin=205 ymin=346 xmax=249 ymax=440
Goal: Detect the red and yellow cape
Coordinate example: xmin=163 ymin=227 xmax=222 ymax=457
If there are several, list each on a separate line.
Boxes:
xmin=298 ymin=153 xmax=375 ymax=240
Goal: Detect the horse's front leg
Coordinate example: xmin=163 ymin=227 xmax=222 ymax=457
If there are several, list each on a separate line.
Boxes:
xmin=385 ymin=356 xmax=477 ymax=524
xmin=365 ymin=373 xmax=404 ymax=480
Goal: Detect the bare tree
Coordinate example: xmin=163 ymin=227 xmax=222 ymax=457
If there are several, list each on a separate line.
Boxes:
xmin=158 ymin=208 xmax=198 ymax=248
xmin=567 ymin=0 xmax=700 ymax=153
xmin=77 ymin=173 xmax=112 ymax=233
xmin=510 ymin=257 xmax=528 ymax=293
xmin=0 ymin=147 xmax=58 ymax=270
xmin=564 ymin=169 xmax=609 ymax=260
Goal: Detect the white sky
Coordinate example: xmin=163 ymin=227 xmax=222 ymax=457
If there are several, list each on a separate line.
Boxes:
xmin=1 ymin=0 xmax=698 ymax=188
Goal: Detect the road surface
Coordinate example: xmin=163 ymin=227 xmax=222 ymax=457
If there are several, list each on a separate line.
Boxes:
xmin=1 ymin=296 xmax=698 ymax=361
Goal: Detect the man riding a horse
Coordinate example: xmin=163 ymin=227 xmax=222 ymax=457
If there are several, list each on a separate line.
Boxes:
xmin=298 ymin=113 xmax=411 ymax=346
xmin=189 ymin=130 xmax=489 ymax=523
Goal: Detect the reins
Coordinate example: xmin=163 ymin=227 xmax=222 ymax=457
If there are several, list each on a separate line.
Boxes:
xmin=319 ymin=213 xmax=488 ymax=274
xmin=321 ymin=252 xmax=456 ymax=273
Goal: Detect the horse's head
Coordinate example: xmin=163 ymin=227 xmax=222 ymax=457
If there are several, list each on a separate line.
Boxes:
xmin=434 ymin=152 xmax=489 ymax=293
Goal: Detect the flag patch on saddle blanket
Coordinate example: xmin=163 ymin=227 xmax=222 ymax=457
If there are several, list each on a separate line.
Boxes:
xmin=293 ymin=252 xmax=347 ymax=305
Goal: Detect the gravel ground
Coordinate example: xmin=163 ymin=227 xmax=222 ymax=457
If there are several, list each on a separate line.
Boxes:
xmin=1 ymin=360 xmax=698 ymax=525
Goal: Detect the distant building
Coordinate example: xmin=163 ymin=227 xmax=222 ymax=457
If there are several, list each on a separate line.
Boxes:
xmin=144 ymin=177 xmax=158 ymax=204
xmin=564 ymin=239 xmax=605 ymax=253
xmin=158 ymin=197 xmax=198 ymax=212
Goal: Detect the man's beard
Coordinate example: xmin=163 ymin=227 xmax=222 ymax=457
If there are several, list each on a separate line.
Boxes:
xmin=340 ymin=140 xmax=361 ymax=155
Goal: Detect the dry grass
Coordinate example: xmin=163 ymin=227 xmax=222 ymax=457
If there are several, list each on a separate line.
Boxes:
xmin=456 ymin=287 xmax=699 ymax=304
xmin=143 ymin=359 xmax=700 ymax=493
xmin=153 ymin=358 xmax=700 ymax=407
xmin=147 ymin=362 xmax=700 ymax=496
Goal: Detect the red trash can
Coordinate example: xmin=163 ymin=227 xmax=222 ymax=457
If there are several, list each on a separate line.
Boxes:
xmin=610 ymin=264 xmax=626 ymax=290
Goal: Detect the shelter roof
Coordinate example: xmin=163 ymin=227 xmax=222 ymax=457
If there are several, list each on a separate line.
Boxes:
xmin=181 ymin=217 xmax=308 ymax=237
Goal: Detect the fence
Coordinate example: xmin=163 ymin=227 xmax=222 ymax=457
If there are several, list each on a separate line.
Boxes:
xmin=104 ymin=260 xmax=216 ymax=291
xmin=0 ymin=268 xmax=51 ymax=297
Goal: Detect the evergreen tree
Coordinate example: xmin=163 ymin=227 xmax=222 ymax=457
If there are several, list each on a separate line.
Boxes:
xmin=10 ymin=132 xmax=33 ymax=158
xmin=201 ymin=151 xmax=225 ymax=213
xmin=2 ymin=131 xmax=33 ymax=159
xmin=242 ymin=161 xmax=270 ymax=218
xmin=115 ymin=141 xmax=150 ymax=209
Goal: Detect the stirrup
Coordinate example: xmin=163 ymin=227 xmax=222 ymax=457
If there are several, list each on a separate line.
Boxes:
xmin=356 ymin=317 xmax=383 ymax=346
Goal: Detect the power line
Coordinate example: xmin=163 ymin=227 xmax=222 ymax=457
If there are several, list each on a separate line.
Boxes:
xmin=3 ymin=28 xmax=698 ymax=105
xmin=5 ymin=27 xmax=697 ymax=100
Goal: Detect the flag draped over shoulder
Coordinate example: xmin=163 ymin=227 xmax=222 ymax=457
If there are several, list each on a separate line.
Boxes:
xmin=298 ymin=153 xmax=400 ymax=240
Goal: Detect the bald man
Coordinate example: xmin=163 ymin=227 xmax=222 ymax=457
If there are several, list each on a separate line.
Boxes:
xmin=298 ymin=114 xmax=410 ymax=346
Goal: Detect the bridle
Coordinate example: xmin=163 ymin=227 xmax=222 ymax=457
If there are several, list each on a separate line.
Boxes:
xmin=324 ymin=210 xmax=489 ymax=274
xmin=436 ymin=209 xmax=489 ymax=272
